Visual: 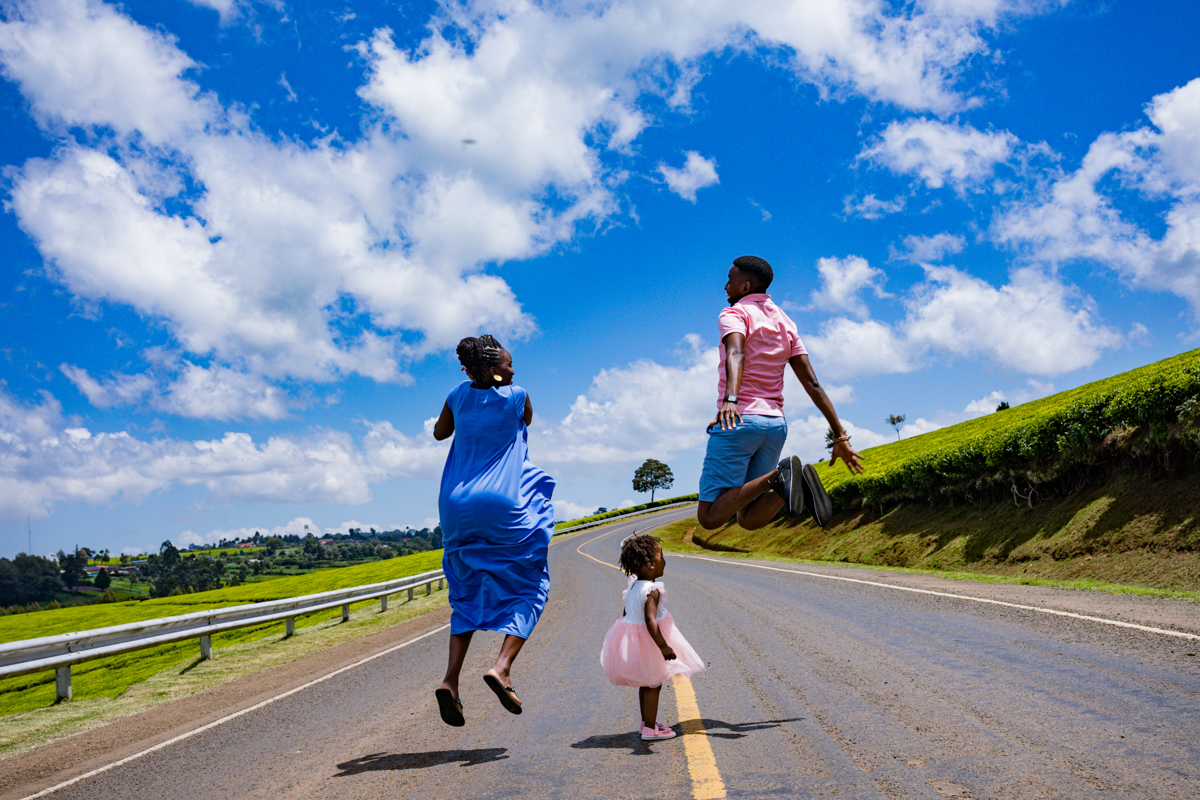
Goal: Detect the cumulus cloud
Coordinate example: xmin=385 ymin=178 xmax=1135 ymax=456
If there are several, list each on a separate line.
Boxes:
xmin=890 ymin=232 xmax=966 ymax=263
xmin=861 ymin=118 xmax=1018 ymax=192
xmin=809 ymin=255 xmax=889 ymax=318
xmin=658 ymin=151 xmax=719 ymax=202
xmin=0 ymin=0 xmax=1070 ymax=419
xmin=993 ymin=78 xmax=1200 ymax=318
xmin=0 ymin=387 xmax=449 ymax=523
xmin=843 ymin=192 xmax=907 ymax=219
xmin=806 ymin=259 xmax=1121 ymax=380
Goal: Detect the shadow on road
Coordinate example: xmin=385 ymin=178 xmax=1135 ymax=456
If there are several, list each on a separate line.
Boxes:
xmin=334 ymin=748 xmax=509 ymax=775
xmin=570 ymin=717 xmax=800 ymax=755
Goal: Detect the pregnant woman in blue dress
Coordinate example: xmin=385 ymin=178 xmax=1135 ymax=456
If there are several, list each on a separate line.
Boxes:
xmin=432 ymin=335 xmax=556 ymax=727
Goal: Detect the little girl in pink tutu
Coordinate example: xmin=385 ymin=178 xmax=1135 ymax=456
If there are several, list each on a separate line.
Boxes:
xmin=600 ymin=533 xmax=705 ymax=741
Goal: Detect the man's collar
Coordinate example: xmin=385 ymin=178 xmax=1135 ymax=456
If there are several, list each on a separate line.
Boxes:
xmin=728 ymin=292 xmax=770 ymax=307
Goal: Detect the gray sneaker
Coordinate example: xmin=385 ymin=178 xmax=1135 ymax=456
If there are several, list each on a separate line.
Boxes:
xmin=800 ymin=463 xmax=833 ymax=527
xmin=773 ymin=455 xmax=805 ymax=516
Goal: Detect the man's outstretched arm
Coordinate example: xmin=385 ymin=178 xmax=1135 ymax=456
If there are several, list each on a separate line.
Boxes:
xmin=788 ymin=354 xmax=864 ymax=474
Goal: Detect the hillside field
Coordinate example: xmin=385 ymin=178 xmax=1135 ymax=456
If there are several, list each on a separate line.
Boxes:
xmin=0 ymin=550 xmax=442 ymax=717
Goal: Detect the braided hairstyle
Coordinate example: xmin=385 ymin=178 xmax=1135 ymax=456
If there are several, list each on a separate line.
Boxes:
xmin=456 ymin=334 xmax=504 ymax=384
xmin=618 ymin=533 xmax=661 ymax=577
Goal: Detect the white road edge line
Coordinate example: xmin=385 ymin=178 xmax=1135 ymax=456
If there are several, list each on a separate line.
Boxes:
xmin=681 ymin=555 xmax=1200 ymax=642
xmin=21 ymin=623 xmax=451 ymax=800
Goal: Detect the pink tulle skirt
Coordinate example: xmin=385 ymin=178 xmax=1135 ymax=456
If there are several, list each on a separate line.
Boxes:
xmin=600 ymin=610 xmax=705 ymax=687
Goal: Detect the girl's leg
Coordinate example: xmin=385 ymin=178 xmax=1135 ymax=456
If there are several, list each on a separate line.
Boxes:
xmin=440 ymin=631 xmax=474 ymax=698
xmin=639 ymin=684 xmax=661 ymax=728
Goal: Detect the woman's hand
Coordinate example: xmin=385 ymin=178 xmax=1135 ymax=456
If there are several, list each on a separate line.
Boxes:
xmin=659 ymin=644 xmax=677 ymax=661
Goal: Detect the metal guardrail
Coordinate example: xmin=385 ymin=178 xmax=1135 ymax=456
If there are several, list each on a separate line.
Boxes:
xmin=0 ymin=569 xmax=447 ymax=702
xmin=0 ymin=501 xmax=699 ymax=704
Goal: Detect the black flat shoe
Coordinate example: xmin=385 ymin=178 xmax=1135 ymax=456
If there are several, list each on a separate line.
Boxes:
xmin=435 ymin=687 xmax=465 ymax=727
xmin=483 ymin=672 xmax=522 ymax=715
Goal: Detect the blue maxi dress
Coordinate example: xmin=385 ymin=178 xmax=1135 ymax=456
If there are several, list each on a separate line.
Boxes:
xmin=438 ymin=380 xmax=556 ymax=638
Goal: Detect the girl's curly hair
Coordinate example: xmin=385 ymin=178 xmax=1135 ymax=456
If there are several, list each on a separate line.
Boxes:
xmin=456 ymin=334 xmax=503 ymax=382
xmin=617 ymin=533 xmax=661 ymax=576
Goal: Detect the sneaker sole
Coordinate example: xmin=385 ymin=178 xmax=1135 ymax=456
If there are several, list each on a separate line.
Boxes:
xmin=800 ymin=463 xmax=833 ymax=527
xmin=786 ymin=455 xmax=805 ymax=517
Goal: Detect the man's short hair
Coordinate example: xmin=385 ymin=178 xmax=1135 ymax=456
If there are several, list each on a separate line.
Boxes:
xmin=732 ymin=255 xmax=773 ymax=291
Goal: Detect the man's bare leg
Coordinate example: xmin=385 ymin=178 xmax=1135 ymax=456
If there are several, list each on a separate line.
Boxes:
xmin=697 ymin=469 xmax=779 ymax=530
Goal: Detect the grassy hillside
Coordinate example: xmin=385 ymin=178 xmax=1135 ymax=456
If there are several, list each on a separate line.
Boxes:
xmin=0 ymin=550 xmax=443 ymax=716
xmin=659 ymin=470 xmax=1200 ymax=594
xmin=813 ymin=348 xmax=1200 ymax=507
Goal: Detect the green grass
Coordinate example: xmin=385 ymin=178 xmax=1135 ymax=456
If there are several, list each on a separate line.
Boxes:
xmin=660 ymin=469 xmax=1200 ymax=595
xmin=554 ymin=493 xmax=699 ymax=530
xmin=0 ymin=550 xmax=444 ymax=716
xmin=813 ymin=348 xmax=1200 ymax=505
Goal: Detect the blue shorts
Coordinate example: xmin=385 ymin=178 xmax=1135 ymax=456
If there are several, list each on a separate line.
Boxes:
xmin=698 ymin=414 xmax=788 ymax=502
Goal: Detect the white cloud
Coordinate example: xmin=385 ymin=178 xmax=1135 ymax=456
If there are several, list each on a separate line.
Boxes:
xmin=809 ymin=255 xmax=889 ymax=318
xmin=891 ymin=232 xmax=966 ymax=263
xmin=993 ymin=78 xmax=1200 ymax=318
xmin=0 ymin=386 xmax=449 ymax=523
xmin=861 ymin=118 xmax=1017 ymax=191
xmin=0 ymin=0 xmax=1070 ymax=418
xmin=843 ymin=192 xmax=907 ymax=219
xmin=186 ymin=0 xmax=242 ymax=25
xmin=553 ymin=499 xmax=602 ymax=523
xmin=658 ymin=151 xmax=719 ymax=202
xmin=807 ymin=260 xmax=1121 ymax=380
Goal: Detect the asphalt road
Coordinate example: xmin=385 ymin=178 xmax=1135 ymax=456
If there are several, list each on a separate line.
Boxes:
xmin=11 ymin=507 xmax=1200 ymax=800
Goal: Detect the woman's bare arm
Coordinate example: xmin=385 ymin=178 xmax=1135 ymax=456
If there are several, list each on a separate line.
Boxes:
xmin=433 ymin=402 xmax=455 ymax=441
xmin=523 ymin=394 xmax=534 ymax=426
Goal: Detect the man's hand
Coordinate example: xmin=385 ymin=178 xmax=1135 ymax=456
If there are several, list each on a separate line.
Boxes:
xmin=830 ymin=439 xmax=865 ymax=475
xmin=712 ymin=400 xmax=742 ymax=431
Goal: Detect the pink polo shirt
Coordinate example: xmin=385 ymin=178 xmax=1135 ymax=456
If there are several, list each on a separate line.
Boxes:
xmin=717 ymin=294 xmax=807 ymax=417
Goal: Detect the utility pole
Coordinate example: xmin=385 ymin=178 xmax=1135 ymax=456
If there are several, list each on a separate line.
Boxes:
xmin=27 ymin=516 xmax=32 ymax=555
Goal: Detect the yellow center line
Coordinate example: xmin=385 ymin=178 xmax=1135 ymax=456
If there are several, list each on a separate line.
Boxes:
xmin=570 ymin=512 xmax=727 ymax=800
xmin=673 ymin=676 xmax=727 ymax=800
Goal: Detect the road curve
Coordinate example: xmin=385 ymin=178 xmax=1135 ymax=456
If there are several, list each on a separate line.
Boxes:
xmin=8 ymin=506 xmax=1200 ymax=800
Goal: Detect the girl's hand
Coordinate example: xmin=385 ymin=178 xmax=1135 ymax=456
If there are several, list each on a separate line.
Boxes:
xmin=660 ymin=644 xmax=677 ymax=661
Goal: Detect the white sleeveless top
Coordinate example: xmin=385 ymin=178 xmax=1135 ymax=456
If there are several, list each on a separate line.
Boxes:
xmin=622 ymin=578 xmax=667 ymax=625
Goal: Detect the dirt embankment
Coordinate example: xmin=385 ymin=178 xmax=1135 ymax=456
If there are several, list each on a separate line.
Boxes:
xmin=661 ymin=472 xmax=1200 ymax=592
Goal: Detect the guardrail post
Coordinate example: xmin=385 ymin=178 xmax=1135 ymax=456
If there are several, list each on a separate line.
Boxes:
xmin=285 ymin=617 xmax=295 ymax=638
xmin=200 ymin=634 xmax=212 ymax=661
xmin=438 ymin=578 xmax=443 ymax=590
xmin=341 ymin=603 xmax=350 ymax=623
xmin=408 ymin=588 xmax=414 ymax=601
xmin=380 ymin=595 xmax=388 ymax=612
xmin=55 ymin=666 xmax=72 ymax=702
xmin=425 ymin=582 xmax=431 ymax=596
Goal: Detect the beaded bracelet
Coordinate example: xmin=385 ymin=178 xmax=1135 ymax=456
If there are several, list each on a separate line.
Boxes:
xmin=831 ymin=435 xmax=851 ymax=444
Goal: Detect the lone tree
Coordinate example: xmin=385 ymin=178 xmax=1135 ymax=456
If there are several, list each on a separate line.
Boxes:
xmin=887 ymin=414 xmax=906 ymax=441
xmin=996 ymin=401 xmax=1011 ymax=411
xmin=632 ymin=459 xmax=674 ymax=502
xmin=94 ymin=567 xmax=111 ymax=591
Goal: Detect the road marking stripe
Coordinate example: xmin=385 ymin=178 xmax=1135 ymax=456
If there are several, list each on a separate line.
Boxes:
xmin=576 ymin=528 xmax=624 ymax=571
xmin=20 ymin=624 xmax=451 ymax=800
xmin=674 ymin=676 xmax=727 ymax=800
xmin=573 ymin=515 xmax=727 ymax=800
xmin=682 ymin=555 xmax=1200 ymax=641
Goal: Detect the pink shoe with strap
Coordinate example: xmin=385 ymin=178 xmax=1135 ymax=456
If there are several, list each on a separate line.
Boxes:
xmin=641 ymin=722 xmax=677 ymax=741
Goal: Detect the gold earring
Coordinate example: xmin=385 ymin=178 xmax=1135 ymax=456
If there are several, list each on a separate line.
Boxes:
xmin=493 ymin=374 xmax=502 ymax=382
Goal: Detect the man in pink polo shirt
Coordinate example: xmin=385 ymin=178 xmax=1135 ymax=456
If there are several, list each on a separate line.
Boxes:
xmin=697 ymin=255 xmax=863 ymax=530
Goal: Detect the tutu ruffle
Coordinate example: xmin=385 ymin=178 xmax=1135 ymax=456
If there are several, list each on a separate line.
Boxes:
xmin=600 ymin=609 xmax=705 ymax=687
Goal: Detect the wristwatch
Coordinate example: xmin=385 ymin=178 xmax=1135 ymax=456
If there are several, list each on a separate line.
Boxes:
xmin=723 ymin=394 xmax=738 ymax=404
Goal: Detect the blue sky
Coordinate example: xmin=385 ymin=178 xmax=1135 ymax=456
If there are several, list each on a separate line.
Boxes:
xmin=2 ymin=0 xmax=1199 ymax=557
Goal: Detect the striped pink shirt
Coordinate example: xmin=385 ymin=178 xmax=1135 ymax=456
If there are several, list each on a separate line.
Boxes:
xmin=716 ymin=294 xmax=807 ymax=417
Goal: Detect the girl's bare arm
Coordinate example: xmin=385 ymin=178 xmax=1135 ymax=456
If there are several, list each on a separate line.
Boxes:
xmin=433 ymin=402 xmax=454 ymax=441
xmin=644 ymin=590 xmax=677 ymax=660
xmin=524 ymin=394 xmax=533 ymax=426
